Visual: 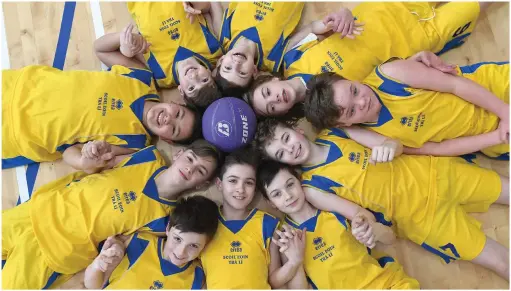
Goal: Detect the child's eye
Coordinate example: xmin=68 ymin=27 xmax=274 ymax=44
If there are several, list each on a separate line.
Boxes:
xmin=240 ymin=71 xmax=247 ymax=76
xmin=350 ymin=107 xmax=355 ymax=117
xmin=284 ymin=134 xmax=289 ymax=142
xmin=191 ymin=244 xmax=199 ymax=249
xmin=228 ymin=179 xmax=236 ymax=184
xmin=277 ymin=151 xmax=283 ymax=160
xmin=225 ymin=66 xmax=232 ymax=70
xmin=174 ymin=236 xmax=182 ymax=242
xmin=246 ymin=181 xmax=254 ymax=186
xmin=188 ymin=86 xmax=195 ymax=92
xmin=176 ymin=110 xmax=180 ymax=118
xmin=187 ymin=156 xmax=192 ymax=162
xmin=202 ymin=78 xmax=209 ymax=83
xmin=270 ymin=105 xmax=275 ymax=112
xmin=287 ymin=182 xmax=294 ymax=188
xmin=272 ymin=191 xmax=281 ymax=198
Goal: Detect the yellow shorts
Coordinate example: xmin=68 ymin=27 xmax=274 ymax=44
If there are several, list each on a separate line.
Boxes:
xmin=2 ymin=202 xmax=71 ymax=289
xmin=369 ymin=249 xmax=420 ymax=289
xmin=421 ymin=157 xmax=501 ymax=263
xmin=461 ymin=62 xmax=510 ymax=159
xmin=427 ymin=1 xmax=481 ymax=54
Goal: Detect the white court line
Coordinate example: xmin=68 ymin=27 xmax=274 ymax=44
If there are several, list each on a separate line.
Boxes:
xmin=16 ymin=167 xmax=30 ymax=203
xmin=1 ymin=4 xmax=10 ymax=69
xmin=90 ymin=0 xmax=108 ymax=71
xmin=1 ymin=5 xmax=30 ymax=203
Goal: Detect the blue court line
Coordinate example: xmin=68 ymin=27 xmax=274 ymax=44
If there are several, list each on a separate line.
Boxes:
xmin=20 ymin=2 xmax=76 ymax=204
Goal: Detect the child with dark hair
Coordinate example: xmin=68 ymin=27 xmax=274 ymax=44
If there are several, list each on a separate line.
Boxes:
xmin=84 ymin=195 xmax=219 ymax=289
xmin=256 ymin=161 xmax=419 ymax=289
xmin=2 ymin=140 xmax=222 ymax=289
xmin=95 ymin=2 xmax=224 ymax=109
xmin=199 ymin=148 xmax=301 ymax=289
xmin=254 ymin=118 xmax=509 ymax=280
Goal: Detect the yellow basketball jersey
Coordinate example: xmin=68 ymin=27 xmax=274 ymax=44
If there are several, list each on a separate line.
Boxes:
xmin=285 ymin=210 xmax=418 ymax=289
xmin=104 ymin=232 xmax=203 ymax=289
xmin=128 ymin=2 xmax=223 ymax=88
xmin=301 ymin=128 xmax=439 ymax=244
xmin=30 ymin=146 xmax=175 ymax=274
xmin=2 ymin=65 xmax=158 ymax=168
xmin=362 ymin=60 xmax=509 ymax=158
xmin=220 ymin=2 xmax=304 ymax=73
xmin=283 ymin=2 xmax=470 ymax=82
xmin=200 ymin=208 xmax=279 ymax=289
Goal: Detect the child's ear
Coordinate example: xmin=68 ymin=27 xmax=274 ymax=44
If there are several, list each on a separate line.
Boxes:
xmin=172 ymin=148 xmax=185 ymax=162
xmin=215 ymin=177 xmax=222 ymax=191
xmin=165 ymin=224 xmax=171 ymax=235
xmin=177 ymin=86 xmax=185 ymax=97
xmin=252 ymin=66 xmax=259 ymax=76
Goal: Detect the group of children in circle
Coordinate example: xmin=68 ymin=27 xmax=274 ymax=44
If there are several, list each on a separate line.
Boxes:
xmin=2 ymin=1 xmax=509 ymax=289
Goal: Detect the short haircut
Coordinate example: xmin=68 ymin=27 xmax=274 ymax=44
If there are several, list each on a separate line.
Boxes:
xmin=304 ymin=72 xmax=346 ymax=130
xmin=177 ymin=103 xmax=204 ymax=145
xmin=168 ymin=195 xmax=219 ymax=240
xmin=185 ymin=139 xmax=224 ymax=178
xmin=214 ymin=71 xmax=250 ymax=98
xmin=253 ymin=117 xmax=297 ymax=159
xmin=218 ymin=147 xmax=260 ymax=180
xmin=257 ymin=161 xmax=300 ymax=199
xmin=244 ymin=73 xmax=305 ymax=121
xmin=183 ymin=82 xmax=223 ymax=110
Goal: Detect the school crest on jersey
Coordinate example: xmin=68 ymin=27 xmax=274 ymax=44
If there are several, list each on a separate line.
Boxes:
xmin=348 ymin=152 xmax=361 ymax=164
xmin=149 ymin=280 xmax=164 ymax=289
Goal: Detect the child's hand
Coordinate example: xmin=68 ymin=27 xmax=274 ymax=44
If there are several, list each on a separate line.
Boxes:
xmin=120 ymin=23 xmax=151 ymax=58
xmin=93 ymin=236 xmax=125 ymax=272
xmin=409 ymin=51 xmax=457 ymax=75
xmin=351 ymin=214 xmax=376 ymax=249
xmin=272 ymin=225 xmax=296 ymax=253
xmin=80 ymin=141 xmax=116 ymax=172
xmin=370 ymin=139 xmax=401 ymax=164
xmin=322 ymin=8 xmax=364 ymax=39
xmin=183 ymin=2 xmax=209 ymax=24
xmin=281 ymin=225 xmax=306 ymax=265
xmin=497 ymin=119 xmax=510 ymax=144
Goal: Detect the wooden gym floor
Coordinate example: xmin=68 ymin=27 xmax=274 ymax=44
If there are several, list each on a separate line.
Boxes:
xmin=1 ymin=2 xmax=509 ymax=289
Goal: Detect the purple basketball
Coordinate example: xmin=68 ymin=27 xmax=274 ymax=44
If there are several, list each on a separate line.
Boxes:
xmin=202 ymin=97 xmax=257 ymax=153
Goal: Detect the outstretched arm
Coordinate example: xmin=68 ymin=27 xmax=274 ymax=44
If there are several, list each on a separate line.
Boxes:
xmin=84 ymin=236 xmax=125 ymax=289
xmin=403 ymin=129 xmax=505 ymax=156
xmin=380 ymin=58 xmax=509 ymax=121
xmin=342 ymin=126 xmax=403 ymax=164
xmin=94 ymin=23 xmax=148 ymax=69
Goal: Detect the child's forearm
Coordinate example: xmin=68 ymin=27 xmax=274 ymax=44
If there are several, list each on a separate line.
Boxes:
xmin=304 ymin=187 xmax=366 ymax=221
xmin=208 ymin=2 xmax=224 ymax=39
xmin=285 ymin=20 xmax=326 ymax=54
xmin=269 ymin=259 xmax=303 ymax=288
xmin=403 ymin=131 xmax=501 ymax=156
xmin=94 ymin=32 xmax=146 ymax=69
xmin=62 ymin=145 xmax=101 ymax=174
xmin=452 ymin=77 xmax=509 ymax=120
xmin=286 ymin=264 xmax=309 ymax=289
xmin=84 ymin=263 xmax=106 ymax=289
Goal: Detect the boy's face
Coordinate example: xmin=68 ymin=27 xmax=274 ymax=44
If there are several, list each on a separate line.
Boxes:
xmin=145 ymin=102 xmax=195 ymax=142
xmin=170 ymin=149 xmax=217 ymax=189
xmin=178 ymin=65 xmax=214 ymax=99
xmin=216 ymin=50 xmax=257 ymax=87
xmin=164 ymin=226 xmax=208 ymax=266
xmin=265 ymin=169 xmax=305 ymax=215
xmin=217 ymin=164 xmax=256 ymax=210
xmin=331 ymin=80 xmax=381 ymax=126
xmin=252 ymin=78 xmax=297 ymax=116
xmin=264 ymin=124 xmax=310 ymax=165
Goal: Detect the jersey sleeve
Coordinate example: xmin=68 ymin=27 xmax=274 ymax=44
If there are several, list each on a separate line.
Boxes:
xmin=136 ymin=215 xmax=169 ymax=235
xmin=262 ymin=213 xmax=280 ymax=249
xmin=115 ymin=146 xmax=159 ymax=169
xmin=109 ymin=65 xmax=159 ymax=95
xmin=191 ymin=265 xmax=205 ymax=290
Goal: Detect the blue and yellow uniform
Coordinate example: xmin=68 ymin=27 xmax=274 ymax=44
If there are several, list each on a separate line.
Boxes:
xmin=128 ymin=2 xmax=223 ymax=88
xmin=220 ymin=2 xmax=304 ymax=73
xmin=104 ymin=232 xmax=204 ymax=289
xmin=283 ymin=2 xmax=480 ymax=82
xmin=2 ymin=65 xmax=159 ymax=169
xmin=362 ymin=60 xmax=509 ymax=159
xmin=301 ymin=128 xmax=501 ymax=264
xmin=285 ymin=210 xmax=419 ymax=289
xmin=200 ymin=208 xmax=279 ymax=289
xmin=2 ymin=146 xmax=175 ymax=289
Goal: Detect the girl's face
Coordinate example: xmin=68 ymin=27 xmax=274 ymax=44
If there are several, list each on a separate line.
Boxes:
xmin=252 ymin=78 xmax=298 ymax=116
